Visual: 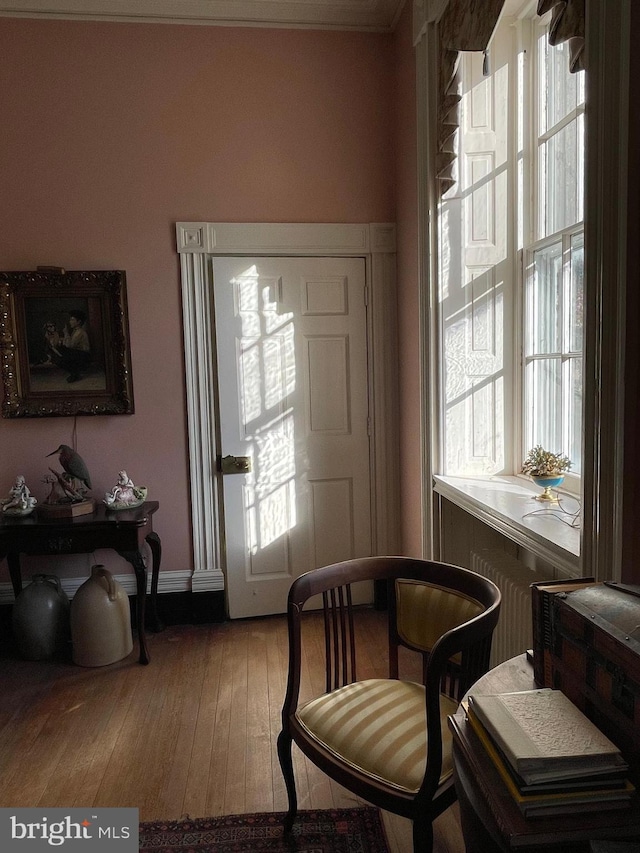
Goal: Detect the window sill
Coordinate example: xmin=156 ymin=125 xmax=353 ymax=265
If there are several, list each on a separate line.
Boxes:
xmin=433 ymin=475 xmax=580 ymax=577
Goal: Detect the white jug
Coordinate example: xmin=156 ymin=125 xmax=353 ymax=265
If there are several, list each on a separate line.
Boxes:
xmin=71 ymin=564 xmax=133 ymax=666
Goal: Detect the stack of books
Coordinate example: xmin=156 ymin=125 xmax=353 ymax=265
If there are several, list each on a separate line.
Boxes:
xmin=466 ymin=688 xmax=634 ymax=817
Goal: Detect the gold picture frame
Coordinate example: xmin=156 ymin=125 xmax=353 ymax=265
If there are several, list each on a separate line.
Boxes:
xmin=0 ymin=269 xmax=134 ymax=417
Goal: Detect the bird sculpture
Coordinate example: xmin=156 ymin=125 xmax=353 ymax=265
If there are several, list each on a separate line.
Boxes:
xmin=46 ymin=444 xmax=92 ymax=491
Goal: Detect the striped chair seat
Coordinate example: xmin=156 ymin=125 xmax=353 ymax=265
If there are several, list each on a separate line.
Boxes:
xmin=296 ymin=678 xmax=458 ymax=793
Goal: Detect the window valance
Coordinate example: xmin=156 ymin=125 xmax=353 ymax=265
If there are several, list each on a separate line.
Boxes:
xmin=436 ymin=0 xmax=505 ymax=194
xmin=435 ymin=0 xmax=586 ymax=196
xmin=537 ymin=0 xmax=585 ymax=73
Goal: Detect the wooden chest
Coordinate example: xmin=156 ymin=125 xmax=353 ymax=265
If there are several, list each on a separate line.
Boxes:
xmin=544 ymin=583 xmax=640 ymax=777
xmin=530 ymin=577 xmax=595 ymax=686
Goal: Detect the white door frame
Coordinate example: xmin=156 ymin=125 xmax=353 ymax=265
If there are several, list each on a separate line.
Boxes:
xmin=176 ymin=222 xmax=399 ymax=594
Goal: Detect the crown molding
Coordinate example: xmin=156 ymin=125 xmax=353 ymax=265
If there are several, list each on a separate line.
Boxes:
xmin=0 ymin=0 xmax=407 ymax=31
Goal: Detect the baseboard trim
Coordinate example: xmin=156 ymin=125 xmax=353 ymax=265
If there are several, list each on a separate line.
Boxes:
xmin=151 ymin=589 xmax=226 ymax=626
xmin=0 ymin=569 xmax=224 ymax=603
xmin=0 ymin=587 xmax=226 ymax=650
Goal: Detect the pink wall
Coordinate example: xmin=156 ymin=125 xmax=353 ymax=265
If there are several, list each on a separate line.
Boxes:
xmin=0 ymin=18 xmax=395 ymax=583
xmin=393 ymin=2 xmax=422 ymax=557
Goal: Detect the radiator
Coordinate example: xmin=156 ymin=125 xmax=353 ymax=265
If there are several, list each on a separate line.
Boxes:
xmin=470 ymin=549 xmax=551 ymax=667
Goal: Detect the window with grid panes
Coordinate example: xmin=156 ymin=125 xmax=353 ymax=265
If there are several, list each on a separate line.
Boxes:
xmin=522 ymin=21 xmax=585 ymax=479
xmin=437 ymin=12 xmax=585 ymax=483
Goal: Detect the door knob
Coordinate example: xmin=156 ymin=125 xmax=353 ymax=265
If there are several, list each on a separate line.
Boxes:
xmin=220 ymin=455 xmax=252 ymax=474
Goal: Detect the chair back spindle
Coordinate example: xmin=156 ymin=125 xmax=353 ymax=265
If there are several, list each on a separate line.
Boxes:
xmin=323 ymin=584 xmax=356 ymax=692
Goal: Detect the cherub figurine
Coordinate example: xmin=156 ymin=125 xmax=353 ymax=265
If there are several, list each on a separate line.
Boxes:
xmin=103 ymin=470 xmax=147 ymax=510
xmin=2 ymin=475 xmax=37 ymax=515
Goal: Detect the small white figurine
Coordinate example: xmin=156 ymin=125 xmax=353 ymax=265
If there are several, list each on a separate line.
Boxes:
xmin=103 ymin=470 xmax=147 ymax=511
xmin=2 ymin=475 xmax=37 ymax=515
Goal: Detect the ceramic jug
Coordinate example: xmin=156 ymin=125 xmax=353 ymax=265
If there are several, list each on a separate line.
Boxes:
xmin=12 ymin=574 xmax=70 ymax=660
xmin=70 ymin=564 xmax=133 ymax=666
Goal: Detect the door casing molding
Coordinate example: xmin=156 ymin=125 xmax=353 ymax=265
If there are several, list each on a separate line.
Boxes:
xmin=176 ymin=222 xmax=399 ymax=593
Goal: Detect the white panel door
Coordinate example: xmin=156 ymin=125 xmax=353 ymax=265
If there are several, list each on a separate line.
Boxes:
xmin=213 ymin=257 xmax=372 ymax=618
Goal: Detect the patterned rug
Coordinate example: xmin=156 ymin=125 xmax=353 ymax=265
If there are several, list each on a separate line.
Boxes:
xmin=139 ymin=807 xmax=390 ymax=852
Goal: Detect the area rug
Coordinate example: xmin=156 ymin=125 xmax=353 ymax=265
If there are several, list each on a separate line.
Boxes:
xmin=139 ymin=807 xmax=390 ymax=852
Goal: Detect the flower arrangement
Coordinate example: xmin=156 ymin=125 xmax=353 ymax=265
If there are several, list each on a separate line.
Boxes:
xmin=521 ymin=445 xmax=571 ymax=478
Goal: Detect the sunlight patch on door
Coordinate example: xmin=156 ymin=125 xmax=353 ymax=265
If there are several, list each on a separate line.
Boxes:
xmin=234 ymin=266 xmax=298 ymax=566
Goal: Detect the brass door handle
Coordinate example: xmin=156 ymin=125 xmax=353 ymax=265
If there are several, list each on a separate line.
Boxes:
xmin=220 ymin=455 xmax=252 ymax=474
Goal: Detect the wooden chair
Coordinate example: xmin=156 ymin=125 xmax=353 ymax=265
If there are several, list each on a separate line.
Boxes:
xmin=277 ymin=556 xmax=501 ymax=853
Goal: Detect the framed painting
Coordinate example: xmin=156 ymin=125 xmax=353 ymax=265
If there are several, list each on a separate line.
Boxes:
xmin=0 ymin=269 xmax=134 ymax=417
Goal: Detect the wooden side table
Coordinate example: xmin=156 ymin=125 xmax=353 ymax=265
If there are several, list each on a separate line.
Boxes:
xmin=0 ymin=500 xmax=162 ymax=665
xmin=449 ymin=655 xmax=640 ymax=852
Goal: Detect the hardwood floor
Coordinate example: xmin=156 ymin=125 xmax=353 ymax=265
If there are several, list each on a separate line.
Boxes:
xmin=0 ymin=610 xmax=465 ymax=853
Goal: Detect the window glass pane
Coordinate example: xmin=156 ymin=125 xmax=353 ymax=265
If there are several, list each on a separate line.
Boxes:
xmin=518 ymin=157 xmax=524 ymax=251
xmin=577 ymin=111 xmax=584 ymax=223
xmin=527 ymin=242 xmax=562 ymax=355
xmin=568 ymin=357 xmax=582 ymax=474
xmin=537 ymin=30 xmax=548 ymax=134
xmin=576 ymin=68 xmax=585 ymax=108
xmin=525 ymin=358 xmax=562 ymax=451
xmin=540 ymin=119 xmax=581 ymax=236
xmin=518 ymin=45 xmax=525 ymax=151
xmin=569 ymin=232 xmax=584 ymax=353
xmin=549 ymin=42 xmax=577 ymax=125
xmin=539 ymin=31 xmax=582 ymax=133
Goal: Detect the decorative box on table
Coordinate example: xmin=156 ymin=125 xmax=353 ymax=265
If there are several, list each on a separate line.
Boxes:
xmin=535 ymin=582 xmax=640 ymax=779
xmin=531 ymin=577 xmax=595 ymax=686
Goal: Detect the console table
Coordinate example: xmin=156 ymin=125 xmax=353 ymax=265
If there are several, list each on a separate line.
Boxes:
xmin=450 ymin=655 xmax=640 ymax=852
xmin=0 ymin=500 xmax=161 ymax=665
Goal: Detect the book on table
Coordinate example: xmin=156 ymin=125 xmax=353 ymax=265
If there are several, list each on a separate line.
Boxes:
xmin=467 ymin=688 xmax=628 ymax=786
xmin=464 ymin=701 xmax=633 ymax=817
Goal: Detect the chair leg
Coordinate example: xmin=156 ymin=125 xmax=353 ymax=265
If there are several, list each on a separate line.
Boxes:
xmin=412 ymin=814 xmax=434 ymax=853
xmin=276 ymin=729 xmax=297 ymax=833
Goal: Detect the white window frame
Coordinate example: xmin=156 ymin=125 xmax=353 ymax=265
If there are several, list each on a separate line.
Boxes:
xmin=414 ymin=0 xmax=630 ymax=581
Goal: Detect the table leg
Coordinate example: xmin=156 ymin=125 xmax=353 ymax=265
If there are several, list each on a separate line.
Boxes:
xmin=117 ymin=548 xmax=149 ymax=665
xmin=145 ymin=531 xmax=163 ymax=632
xmin=453 ymin=742 xmax=508 ymax=853
xmin=455 ymin=775 xmax=505 ymax=853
